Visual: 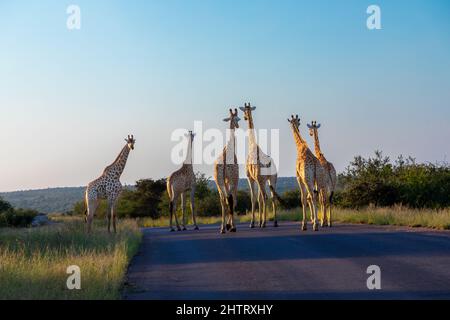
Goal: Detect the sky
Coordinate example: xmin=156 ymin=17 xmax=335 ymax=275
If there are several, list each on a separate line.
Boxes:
xmin=0 ymin=0 xmax=449 ymax=192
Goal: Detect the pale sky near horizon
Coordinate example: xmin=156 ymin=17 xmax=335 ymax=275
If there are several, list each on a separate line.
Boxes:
xmin=0 ymin=0 xmax=449 ymax=192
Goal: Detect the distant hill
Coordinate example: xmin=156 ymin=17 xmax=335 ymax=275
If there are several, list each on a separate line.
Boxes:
xmin=0 ymin=187 xmax=85 ymax=214
xmin=0 ymin=177 xmax=298 ymax=214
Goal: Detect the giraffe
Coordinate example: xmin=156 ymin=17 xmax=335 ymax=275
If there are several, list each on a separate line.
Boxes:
xmin=288 ymin=115 xmax=326 ymax=231
xmin=167 ymin=130 xmax=199 ymax=232
xmin=307 ymin=121 xmax=337 ymax=227
xmin=240 ymin=103 xmax=282 ymax=228
xmin=84 ymin=135 xmax=136 ymax=233
xmin=214 ymin=108 xmax=240 ymax=234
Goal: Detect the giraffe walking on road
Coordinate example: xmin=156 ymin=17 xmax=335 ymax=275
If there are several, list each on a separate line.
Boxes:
xmin=214 ymin=108 xmax=240 ymax=234
xmin=167 ymin=131 xmax=199 ymax=232
xmin=240 ymin=103 xmax=282 ymax=229
xmin=307 ymin=121 xmax=337 ymax=227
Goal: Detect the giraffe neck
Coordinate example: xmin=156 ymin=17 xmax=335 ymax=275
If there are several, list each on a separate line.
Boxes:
xmin=291 ymin=126 xmax=307 ymax=153
xmin=183 ymin=138 xmax=193 ymax=165
xmin=247 ymin=116 xmax=258 ymax=152
xmin=225 ymin=128 xmax=237 ymax=163
xmin=105 ymin=144 xmax=130 ymax=178
xmin=312 ymin=130 xmax=323 ymax=158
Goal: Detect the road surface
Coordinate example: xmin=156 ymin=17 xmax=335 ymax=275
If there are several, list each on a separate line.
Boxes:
xmin=123 ymin=222 xmax=450 ymax=300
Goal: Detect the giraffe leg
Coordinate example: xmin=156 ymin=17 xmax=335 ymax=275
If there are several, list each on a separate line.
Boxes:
xmin=190 ymin=188 xmax=199 ymax=230
xmin=247 ymin=178 xmax=256 ymax=228
xmin=112 ymin=202 xmax=117 ymax=234
xmin=257 ymin=181 xmax=266 ymax=228
xmin=322 ymin=191 xmax=327 ymax=226
xmin=169 ymin=187 xmax=175 ymax=232
xmin=297 ymin=178 xmax=308 ymax=231
xmin=328 ymin=191 xmax=334 ymax=227
xmin=219 ymin=194 xmax=227 ymax=234
xmin=169 ymin=192 xmax=181 ymax=232
xmin=181 ymin=192 xmax=187 ymax=231
xmin=268 ymin=175 xmax=278 ymax=227
xmin=306 ymin=183 xmax=319 ymax=231
xmin=229 ymin=188 xmax=237 ymax=232
xmin=86 ymin=198 xmax=99 ymax=234
xmin=107 ymin=201 xmax=112 ymax=233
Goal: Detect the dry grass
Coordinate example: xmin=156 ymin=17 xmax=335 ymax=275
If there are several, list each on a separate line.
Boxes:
xmin=0 ymin=218 xmax=142 ymax=300
xmin=139 ymin=206 xmax=450 ymax=230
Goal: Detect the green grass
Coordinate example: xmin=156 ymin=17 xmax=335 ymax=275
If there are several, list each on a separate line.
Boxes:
xmin=139 ymin=206 xmax=450 ymax=230
xmin=0 ymin=217 xmax=142 ymax=300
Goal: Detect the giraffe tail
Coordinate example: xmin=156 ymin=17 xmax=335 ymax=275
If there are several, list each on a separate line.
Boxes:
xmin=329 ymin=191 xmax=334 ymax=205
xmin=269 ymin=185 xmax=285 ymax=207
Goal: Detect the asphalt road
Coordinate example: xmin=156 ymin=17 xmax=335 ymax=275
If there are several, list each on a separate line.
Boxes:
xmin=122 ymin=222 xmax=450 ymax=300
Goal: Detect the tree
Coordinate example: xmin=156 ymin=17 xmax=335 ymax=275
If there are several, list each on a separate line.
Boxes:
xmin=0 ymin=197 xmax=12 ymax=213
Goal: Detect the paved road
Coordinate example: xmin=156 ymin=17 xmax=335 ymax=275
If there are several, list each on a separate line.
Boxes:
xmin=123 ymin=222 xmax=450 ymax=300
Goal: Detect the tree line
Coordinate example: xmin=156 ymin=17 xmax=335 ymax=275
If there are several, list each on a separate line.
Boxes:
xmin=70 ymin=151 xmax=450 ymax=219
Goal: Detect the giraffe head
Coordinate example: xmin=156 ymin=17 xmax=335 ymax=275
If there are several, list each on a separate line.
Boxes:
xmin=223 ymin=108 xmax=240 ymax=129
xmin=307 ymin=121 xmax=321 ymax=137
xmin=287 ymin=114 xmax=301 ymax=131
xmin=239 ymin=102 xmax=256 ymax=122
xmin=125 ymin=134 xmax=136 ymax=150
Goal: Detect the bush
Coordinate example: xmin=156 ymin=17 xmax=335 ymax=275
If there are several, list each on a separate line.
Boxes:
xmin=0 ymin=208 xmax=39 ymax=228
xmin=0 ymin=197 xmax=13 ymax=213
xmin=337 ymin=151 xmax=450 ymax=209
xmin=280 ymin=190 xmax=301 ymax=210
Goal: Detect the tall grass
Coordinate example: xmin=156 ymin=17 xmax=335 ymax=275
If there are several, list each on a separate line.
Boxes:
xmin=0 ymin=218 xmax=142 ymax=300
xmin=139 ymin=206 xmax=450 ymax=230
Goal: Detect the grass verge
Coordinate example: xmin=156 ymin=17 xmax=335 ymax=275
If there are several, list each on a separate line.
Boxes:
xmin=0 ymin=218 xmax=142 ymax=299
xmin=139 ymin=206 xmax=450 ymax=230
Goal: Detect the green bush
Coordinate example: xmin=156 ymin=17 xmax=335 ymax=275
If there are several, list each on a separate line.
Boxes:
xmin=337 ymin=151 xmax=450 ymax=209
xmin=0 ymin=208 xmax=39 ymax=228
xmin=0 ymin=197 xmax=13 ymax=213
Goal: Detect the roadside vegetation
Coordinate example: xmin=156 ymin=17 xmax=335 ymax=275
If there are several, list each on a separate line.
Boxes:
xmin=0 ymin=217 xmax=142 ymax=299
xmin=139 ymin=206 xmax=450 ymax=230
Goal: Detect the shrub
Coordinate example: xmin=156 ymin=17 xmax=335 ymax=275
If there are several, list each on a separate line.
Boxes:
xmin=337 ymin=151 xmax=450 ymax=209
xmin=0 ymin=197 xmax=13 ymax=213
xmin=0 ymin=208 xmax=39 ymax=228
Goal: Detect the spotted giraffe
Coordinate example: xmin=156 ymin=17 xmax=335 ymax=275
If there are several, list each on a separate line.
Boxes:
xmin=167 ymin=131 xmax=199 ymax=232
xmin=84 ymin=135 xmax=135 ymax=233
xmin=240 ymin=103 xmax=282 ymax=229
xmin=214 ymin=108 xmax=240 ymax=234
xmin=288 ymin=115 xmax=326 ymax=231
xmin=308 ymin=121 xmax=337 ymax=227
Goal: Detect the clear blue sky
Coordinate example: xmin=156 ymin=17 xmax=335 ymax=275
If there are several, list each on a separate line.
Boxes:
xmin=0 ymin=0 xmax=449 ymax=191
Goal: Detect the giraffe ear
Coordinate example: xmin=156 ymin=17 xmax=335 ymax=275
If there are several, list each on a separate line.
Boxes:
xmin=223 ymin=117 xmax=231 ymax=122
xmin=239 ymin=107 xmax=245 ymax=112
xmin=307 ymin=124 xmax=312 ymax=129
xmin=316 ymin=124 xmax=321 ymax=129
xmin=251 ymin=106 xmax=256 ymax=111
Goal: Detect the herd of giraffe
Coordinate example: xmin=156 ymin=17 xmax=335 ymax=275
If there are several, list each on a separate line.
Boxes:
xmin=84 ymin=103 xmax=336 ymax=234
